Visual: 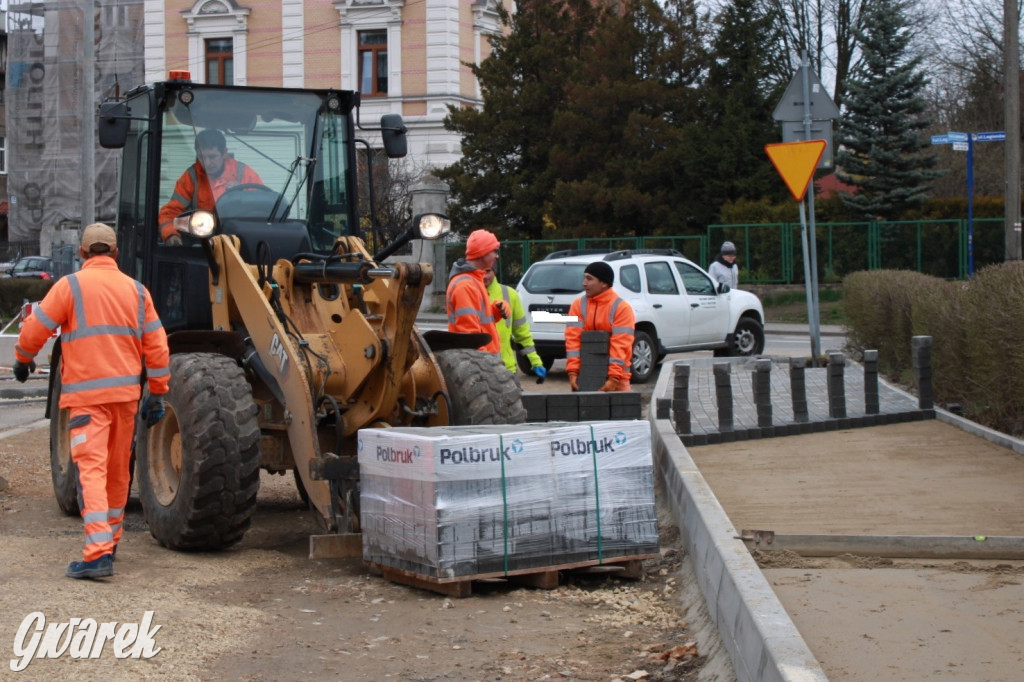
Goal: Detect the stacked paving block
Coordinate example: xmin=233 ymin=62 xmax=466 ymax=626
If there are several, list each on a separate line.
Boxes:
xmin=358 ymin=421 xmax=659 ymax=580
xmin=789 ymin=357 xmax=809 ymax=422
xmin=523 ymin=392 xmax=643 ymax=422
xmin=713 ymin=362 xmax=733 ymax=433
xmin=753 ymin=358 xmax=772 ymax=429
xmin=863 ymin=349 xmax=880 ymax=414
xmin=827 ymin=352 xmax=846 ymax=419
xmin=672 ymin=364 xmax=691 ymax=434
xmin=577 ymin=330 xmax=610 ymax=391
xmin=912 ymin=336 xmax=933 ymax=410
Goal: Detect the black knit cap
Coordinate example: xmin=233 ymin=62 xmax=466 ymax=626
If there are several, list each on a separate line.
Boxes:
xmin=584 ymin=261 xmax=614 ymax=286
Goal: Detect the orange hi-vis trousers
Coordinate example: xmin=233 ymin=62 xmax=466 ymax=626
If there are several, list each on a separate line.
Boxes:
xmin=70 ymin=401 xmax=137 ymax=562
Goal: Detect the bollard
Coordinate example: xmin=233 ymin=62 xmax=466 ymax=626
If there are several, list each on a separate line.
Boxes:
xmin=912 ymin=336 xmax=933 ymax=410
xmin=753 ymin=358 xmax=773 ymax=428
xmin=863 ymin=349 xmax=880 ymax=415
xmin=827 ymin=352 xmax=846 ymax=419
xmin=789 ymin=357 xmax=808 ymax=423
xmin=672 ymin=364 xmax=692 ymax=434
xmin=713 ymin=362 xmax=733 ymax=432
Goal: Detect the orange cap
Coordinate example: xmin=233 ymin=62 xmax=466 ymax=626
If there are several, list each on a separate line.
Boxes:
xmin=465 ymin=230 xmax=500 ymax=259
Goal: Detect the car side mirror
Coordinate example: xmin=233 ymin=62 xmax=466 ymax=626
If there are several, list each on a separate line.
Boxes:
xmin=380 ymin=114 xmax=408 ymax=159
xmin=717 ymin=282 xmax=730 ymax=294
xmin=98 ymin=101 xmax=130 ymax=148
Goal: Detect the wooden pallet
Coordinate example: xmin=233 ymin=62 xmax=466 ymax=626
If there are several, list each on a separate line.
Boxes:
xmin=367 ymin=554 xmax=659 ymax=598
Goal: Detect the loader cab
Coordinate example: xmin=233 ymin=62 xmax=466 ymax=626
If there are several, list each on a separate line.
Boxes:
xmin=104 ymin=76 xmax=390 ymax=334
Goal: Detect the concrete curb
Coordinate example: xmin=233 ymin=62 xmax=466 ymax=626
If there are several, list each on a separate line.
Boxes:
xmin=648 ymin=366 xmax=828 ymax=682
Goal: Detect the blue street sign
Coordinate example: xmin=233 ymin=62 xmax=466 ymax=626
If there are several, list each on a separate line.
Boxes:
xmin=930 ymin=135 xmax=949 ymax=145
xmin=947 ymin=131 xmax=969 ymax=143
xmin=974 ymin=131 xmax=1006 ymax=142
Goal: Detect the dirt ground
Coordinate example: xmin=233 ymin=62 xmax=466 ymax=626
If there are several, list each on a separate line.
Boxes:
xmin=689 ymin=420 xmax=1024 ymax=681
xmin=0 ymin=419 xmax=733 ymax=682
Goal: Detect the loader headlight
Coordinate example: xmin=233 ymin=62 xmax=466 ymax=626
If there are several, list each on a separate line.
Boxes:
xmin=173 ymin=210 xmax=217 ymax=239
xmin=414 ymin=213 xmax=450 ymax=240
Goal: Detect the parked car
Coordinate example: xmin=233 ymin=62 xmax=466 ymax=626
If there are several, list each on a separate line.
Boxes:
xmin=5 ymin=256 xmax=54 ymax=279
xmin=515 ymin=249 xmax=765 ymax=383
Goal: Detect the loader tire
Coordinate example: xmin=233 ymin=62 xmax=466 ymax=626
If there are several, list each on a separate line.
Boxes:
xmin=137 ymin=353 xmax=260 ymax=550
xmin=436 ymin=349 xmax=527 ymax=425
xmin=48 ymin=361 xmax=79 ymax=516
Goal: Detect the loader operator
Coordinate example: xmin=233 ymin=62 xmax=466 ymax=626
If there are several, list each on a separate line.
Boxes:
xmin=158 ymin=128 xmax=263 ymax=246
xmin=565 ymin=261 xmax=635 ymax=392
xmin=483 ymin=267 xmax=547 ymax=384
xmin=446 ymin=229 xmax=505 ymax=354
xmin=13 ymin=223 xmax=171 ymax=579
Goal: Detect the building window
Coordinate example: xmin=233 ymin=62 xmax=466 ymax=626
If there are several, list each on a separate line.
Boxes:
xmin=358 ymin=30 xmax=387 ymax=97
xmin=205 ymin=38 xmax=234 ymax=85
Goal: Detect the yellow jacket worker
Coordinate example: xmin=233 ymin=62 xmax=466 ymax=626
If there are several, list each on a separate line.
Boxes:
xmin=484 ymin=268 xmax=546 ymax=380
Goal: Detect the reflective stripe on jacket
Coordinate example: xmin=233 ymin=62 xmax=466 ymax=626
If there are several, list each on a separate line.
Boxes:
xmin=486 ymin=278 xmax=541 ymax=373
xmin=565 ymin=287 xmax=635 ymax=381
xmin=446 ymin=270 xmax=501 ymax=354
xmin=15 ymin=256 xmax=171 ymax=407
xmin=158 ymin=157 xmax=262 ymax=241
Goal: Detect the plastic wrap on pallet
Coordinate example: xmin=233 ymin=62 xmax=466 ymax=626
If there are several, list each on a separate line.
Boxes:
xmin=358 ymin=421 xmax=659 ymax=579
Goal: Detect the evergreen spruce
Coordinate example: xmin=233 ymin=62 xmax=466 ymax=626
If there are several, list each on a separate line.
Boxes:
xmin=835 ymin=0 xmax=941 ymax=220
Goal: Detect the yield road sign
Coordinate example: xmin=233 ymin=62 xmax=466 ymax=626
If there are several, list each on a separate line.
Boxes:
xmin=765 ymin=140 xmax=827 ymax=202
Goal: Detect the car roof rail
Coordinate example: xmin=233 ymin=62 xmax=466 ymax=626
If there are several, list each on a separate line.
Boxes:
xmin=543 ymin=248 xmax=611 ymax=260
xmin=603 ymin=248 xmax=685 ymax=261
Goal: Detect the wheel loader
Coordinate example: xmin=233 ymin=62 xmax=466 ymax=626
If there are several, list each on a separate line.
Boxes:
xmin=45 ymin=72 xmax=525 ymax=555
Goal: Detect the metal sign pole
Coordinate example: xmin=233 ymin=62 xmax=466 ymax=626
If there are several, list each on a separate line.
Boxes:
xmin=798 ymin=198 xmax=820 ymax=361
xmin=800 ymin=54 xmax=822 ymax=360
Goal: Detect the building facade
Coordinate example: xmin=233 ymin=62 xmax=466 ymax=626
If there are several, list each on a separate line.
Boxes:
xmin=145 ymin=0 xmax=505 ymax=168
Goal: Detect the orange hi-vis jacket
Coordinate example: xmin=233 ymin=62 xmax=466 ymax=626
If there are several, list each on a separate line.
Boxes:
xmin=565 ymin=287 xmax=636 ymax=382
xmin=446 ymin=268 xmax=502 ymax=354
xmin=15 ymin=256 xmax=171 ymax=407
xmin=158 ymin=157 xmax=262 ymax=241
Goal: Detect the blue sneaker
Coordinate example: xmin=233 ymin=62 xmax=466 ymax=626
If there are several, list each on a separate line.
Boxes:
xmin=66 ymin=553 xmax=114 ymax=579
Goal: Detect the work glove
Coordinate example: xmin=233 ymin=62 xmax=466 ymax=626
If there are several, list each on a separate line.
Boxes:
xmin=599 ymin=377 xmax=619 ymax=392
xmin=166 ymin=234 xmax=183 ymax=247
xmin=568 ymin=372 xmax=579 ymax=392
xmin=492 ymin=300 xmax=510 ymax=321
xmin=141 ymin=394 xmax=166 ymax=428
xmin=13 ymin=360 xmax=36 ymax=383
xmin=532 ymin=365 xmax=546 ymax=384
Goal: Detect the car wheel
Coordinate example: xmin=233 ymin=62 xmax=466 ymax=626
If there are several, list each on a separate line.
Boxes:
xmin=730 ymin=317 xmax=765 ymax=356
xmin=631 ymin=330 xmax=657 ymax=384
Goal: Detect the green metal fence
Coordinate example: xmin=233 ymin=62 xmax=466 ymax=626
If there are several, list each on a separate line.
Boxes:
xmin=434 ymin=219 xmax=1007 ymax=286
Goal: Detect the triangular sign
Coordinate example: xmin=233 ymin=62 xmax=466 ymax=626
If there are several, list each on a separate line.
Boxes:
xmin=765 ymin=140 xmax=827 ymax=202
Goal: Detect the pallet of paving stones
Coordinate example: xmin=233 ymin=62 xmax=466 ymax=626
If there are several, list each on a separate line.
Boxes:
xmin=366 ymin=553 xmax=659 ymax=598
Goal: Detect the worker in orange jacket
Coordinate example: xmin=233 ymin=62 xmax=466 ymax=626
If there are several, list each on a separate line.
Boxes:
xmin=565 ymin=261 xmax=635 ymax=392
xmin=13 ymin=223 xmax=171 ymax=579
xmin=158 ymin=128 xmax=263 ymax=245
xmin=446 ymin=229 xmax=506 ymax=354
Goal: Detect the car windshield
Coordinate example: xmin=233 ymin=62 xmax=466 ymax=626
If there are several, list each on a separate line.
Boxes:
xmin=520 ymin=263 xmax=587 ymax=294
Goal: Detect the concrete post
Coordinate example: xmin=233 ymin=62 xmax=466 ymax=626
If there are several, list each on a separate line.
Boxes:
xmin=713 ymin=362 xmax=733 ymax=432
xmin=672 ymin=363 xmax=691 ymax=434
xmin=789 ymin=357 xmax=808 ymax=423
xmin=863 ymin=349 xmax=880 ymax=415
xmin=827 ymin=352 xmax=846 ymax=419
xmin=408 ymin=174 xmax=450 ymax=312
xmin=912 ymin=336 xmax=934 ymax=410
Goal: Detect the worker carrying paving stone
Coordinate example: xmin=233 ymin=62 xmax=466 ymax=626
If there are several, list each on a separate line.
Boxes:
xmin=565 ymin=261 xmax=635 ymax=392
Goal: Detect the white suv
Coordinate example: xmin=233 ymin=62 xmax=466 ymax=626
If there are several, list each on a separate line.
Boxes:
xmin=515 ymin=249 xmax=765 ymax=383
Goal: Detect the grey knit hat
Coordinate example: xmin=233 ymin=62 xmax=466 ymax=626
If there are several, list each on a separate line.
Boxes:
xmin=720 ymin=241 xmax=737 ymax=255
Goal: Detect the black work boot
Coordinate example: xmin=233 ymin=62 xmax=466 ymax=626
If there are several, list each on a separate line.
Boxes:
xmin=66 ymin=553 xmax=114 ymax=579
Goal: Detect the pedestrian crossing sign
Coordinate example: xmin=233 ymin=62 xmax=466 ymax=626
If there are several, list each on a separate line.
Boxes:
xmin=764 ymin=140 xmax=827 ymax=202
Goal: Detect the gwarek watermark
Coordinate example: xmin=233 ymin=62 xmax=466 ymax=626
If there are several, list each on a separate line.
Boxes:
xmin=10 ymin=611 xmax=162 ymax=671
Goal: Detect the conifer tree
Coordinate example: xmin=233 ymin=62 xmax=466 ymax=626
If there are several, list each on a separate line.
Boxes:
xmin=835 ymin=0 xmax=941 ymax=220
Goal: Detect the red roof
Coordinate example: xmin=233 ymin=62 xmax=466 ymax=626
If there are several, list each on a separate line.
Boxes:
xmin=815 ymin=173 xmax=856 ymax=198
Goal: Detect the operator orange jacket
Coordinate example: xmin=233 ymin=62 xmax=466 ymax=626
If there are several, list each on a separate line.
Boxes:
xmin=446 ymin=268 xmax=502 ymax=354
xmin=15 ymin=256 xmax=171 ymax=407
xmin=158 ymin=157 xmax=262 ymax=241
xmin=565 ymin=287 xmax=635 ymax=382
